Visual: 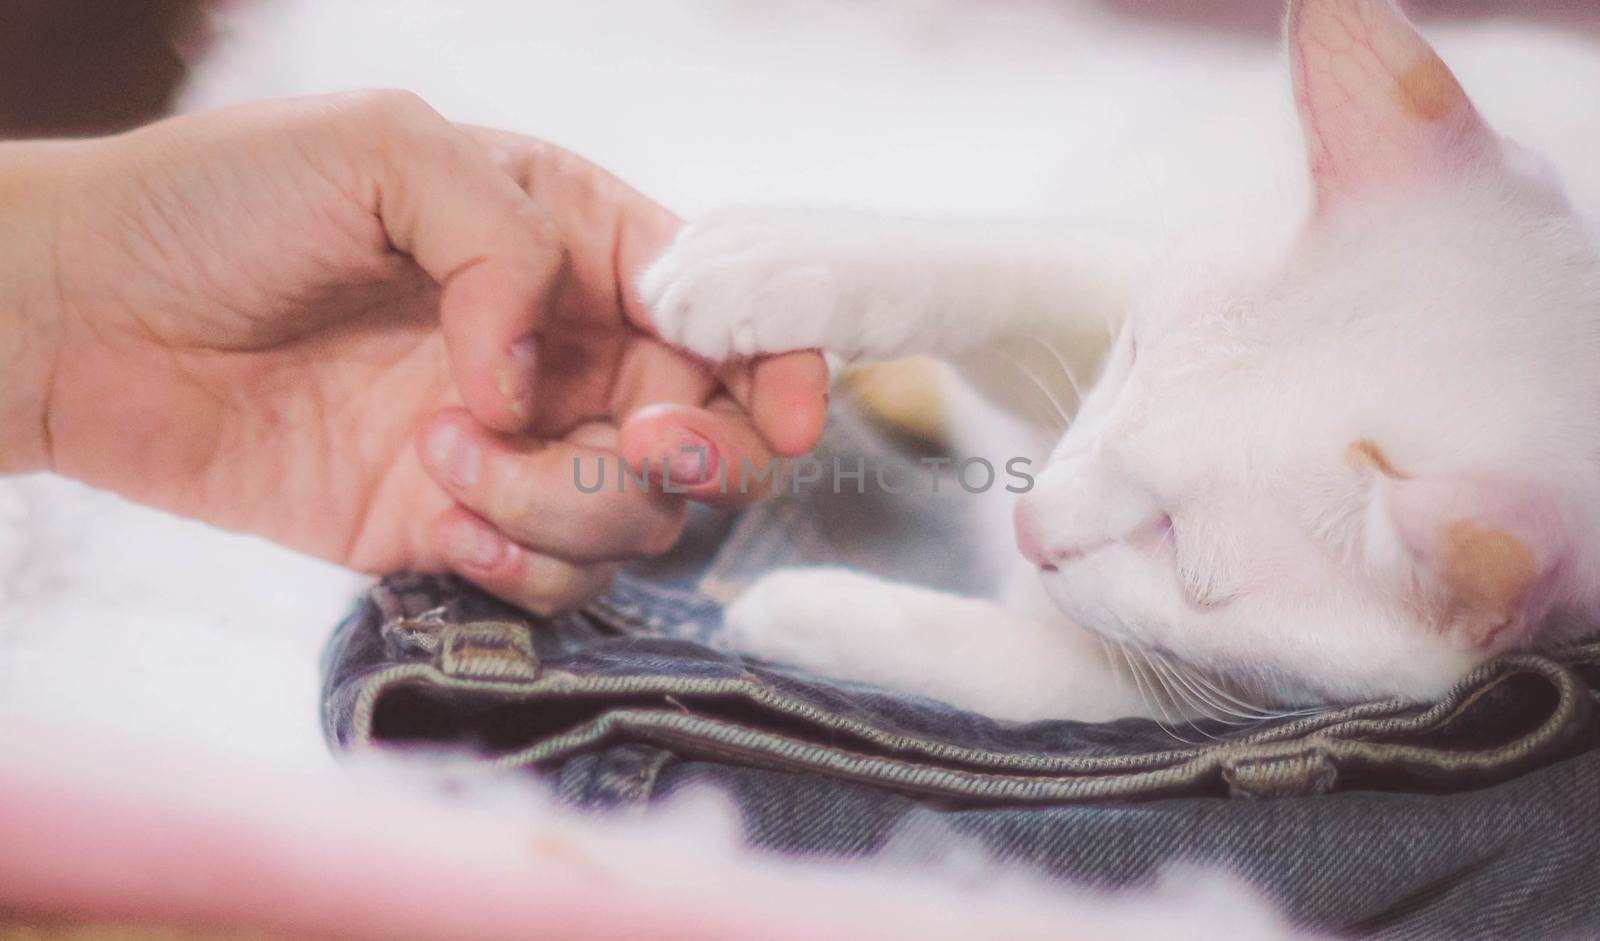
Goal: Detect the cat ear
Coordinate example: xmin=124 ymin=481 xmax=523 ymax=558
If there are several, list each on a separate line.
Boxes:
xmin=1351 ymin=443 xmax=1562 ymax=651
xmin=1289 ymin=0 xmax=1502 ymax=209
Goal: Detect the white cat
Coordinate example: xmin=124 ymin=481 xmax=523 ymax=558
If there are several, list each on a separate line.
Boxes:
xmin=639 ymin=0 xmax=1600 ymax=723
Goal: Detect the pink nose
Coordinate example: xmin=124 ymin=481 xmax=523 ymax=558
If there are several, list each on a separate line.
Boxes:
xmin=1013 ymin=501 xmax=1052 ymax=569
xmin=1015 ymin=498 xmax=1142 ymax=571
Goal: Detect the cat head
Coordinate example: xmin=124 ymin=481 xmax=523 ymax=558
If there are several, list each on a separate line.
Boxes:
xmin=1014 ymin=0 xmax=1600 ymax=706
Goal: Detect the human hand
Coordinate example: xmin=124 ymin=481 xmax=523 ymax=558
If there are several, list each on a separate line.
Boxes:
xmin=0 ymin=92 xmax=828 ymax=611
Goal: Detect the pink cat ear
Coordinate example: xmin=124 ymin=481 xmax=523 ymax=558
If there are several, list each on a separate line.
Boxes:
xmin=1351 ymin=443 xmax=1562 ymax=651
xmin=1289 ymin=0 xmax=1502 ymax=209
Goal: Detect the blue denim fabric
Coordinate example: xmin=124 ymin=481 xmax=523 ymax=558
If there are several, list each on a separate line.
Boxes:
xmin=321 ymin=404 xmax=1600 ymax=940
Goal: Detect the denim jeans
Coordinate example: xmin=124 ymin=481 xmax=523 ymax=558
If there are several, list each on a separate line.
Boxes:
xmin=321 ymin=405 xmax=1600 ymax=940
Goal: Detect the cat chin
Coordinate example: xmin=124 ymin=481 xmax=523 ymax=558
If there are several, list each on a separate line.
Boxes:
xmin=1036 ymin=550 xmax=1488 ymax=709
xmin=1264 ymin=644 xmax=1485 ymax=712
xmin=1033 ymin=545 xmax=1190 ymax=651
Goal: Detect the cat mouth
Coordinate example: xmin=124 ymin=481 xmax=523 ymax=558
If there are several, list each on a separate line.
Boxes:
xmin=1037 ymin=514 xmax=1174 ymax=574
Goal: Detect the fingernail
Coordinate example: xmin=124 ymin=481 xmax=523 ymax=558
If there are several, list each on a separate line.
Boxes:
xmin=449 ymin=520 xmax=506 ymax=569
xmin=498 ymin=335 xmax=539 ymax=424
xmin=427 ymin=424 xmax=480 ymax=489
xmin=668 ymin=432 xmax=719 ymax=487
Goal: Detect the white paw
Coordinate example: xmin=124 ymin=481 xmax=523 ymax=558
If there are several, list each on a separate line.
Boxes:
xmin=639 ymin=209 xmax=863 ymax=362
xmin=723 ymin=568 xmax=1143 ymax=722
xmin=723 ymin=568 xmax=906 ymax=680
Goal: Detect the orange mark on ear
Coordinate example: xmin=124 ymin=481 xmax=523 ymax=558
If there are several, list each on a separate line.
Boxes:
xmin=1347 ymin=439 xmax=1407 ymax=479
xmin=1398 ymin=53 xmax=1467 ymax=123
xmin=1442 ymin=521 xmax=1536 ymax=619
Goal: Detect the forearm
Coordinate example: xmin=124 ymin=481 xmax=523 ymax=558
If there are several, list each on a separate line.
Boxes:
xmin=875 ymin=217 xmax=1143 ymax=357
xmin=0 ymin=142 xmax=72 ymax=475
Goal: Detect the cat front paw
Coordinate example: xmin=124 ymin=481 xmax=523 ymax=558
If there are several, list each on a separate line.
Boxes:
xmin=720 ymin=567 xmax=980 ymax=705
xmin=721 ymin=567 xmax=1134 ymax=722
xmin=639 ymin=210 xmax=856 ymax=362
xmin=723 ymin=568 xmax=877 ymax=675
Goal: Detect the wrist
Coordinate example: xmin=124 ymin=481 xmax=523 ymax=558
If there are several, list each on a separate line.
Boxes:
xmin=0 ymin=142 xmax=75 ymax=475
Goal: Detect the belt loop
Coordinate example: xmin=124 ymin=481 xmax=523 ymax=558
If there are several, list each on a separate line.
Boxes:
xmin=439 ymin=621 xmax=541 ymax=682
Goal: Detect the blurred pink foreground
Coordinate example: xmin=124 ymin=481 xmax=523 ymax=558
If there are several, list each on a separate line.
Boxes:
xmin=0 ymin=720 xmax=1306 ymax=941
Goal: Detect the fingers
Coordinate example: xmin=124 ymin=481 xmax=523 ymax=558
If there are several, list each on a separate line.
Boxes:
xmin=382 ymin=114 xmax=831 ymax=610
xmin=601 ymin=316 xmax=827 ymax=505
xmin=356 ymin=92 xmax=567 ymax=433
xmin=430 ymin=507 xmax=619 ymax=616
xmin=731 ymin=352 xmax=831 ymax=458
xmin=617 ymin=400 xmax=788 ymax=508
xmin=451 ymin=123 xmax=832 ymax=469
xmin=419 ymin=409 xmax=687 ymax=563
xmin=456 ymin=125 xmax=682 ymax=332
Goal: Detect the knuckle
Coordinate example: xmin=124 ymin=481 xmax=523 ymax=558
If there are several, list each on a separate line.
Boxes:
xmin=370 ymin=88 xmax=433 ymax=119
xmin=340 ymin=89 xmax=442 ymax=135
xmin=521 ymin=202 xmax=565 ymax=250
xmin=505 ymin=199 xmax=565 ymax=260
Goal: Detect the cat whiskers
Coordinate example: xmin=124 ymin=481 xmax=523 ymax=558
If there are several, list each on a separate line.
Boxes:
xmin=1141 ymin=647 xmax=1229 ymax=742
xmin=1096 ymin=637 xmax=1120 ymax=685
xmin=1151 ymin=649 xmax=1324 ymax=723
xmin=1114 ymin=642 xmax=1203 ymax=745
xmin=1156 ymin=522 xmax=1177 ymax=555
xmin=990 ymin=336 xmax=1092 ymax=441
xmin=1147 ymin=652 xmax=1255 ymax=728
xmin=992 ymin=347 xmax=1072 ymax=436
xmin=1024 ymin=335 xmax=1088 ymax=404
xmin=1107 ymin=640 xmax=1324 ymax=743
xmin=1145 ymin=652 xmax=1227 ymax=740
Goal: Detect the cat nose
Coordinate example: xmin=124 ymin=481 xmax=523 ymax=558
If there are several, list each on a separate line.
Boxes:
xmin=1014 ymin=450 xmax=1165 ymax=570
xmin=1014 ymin=500 xmax=1115 ymax=570
xmin=1014 ymin=502 xmax=1049 ymax=567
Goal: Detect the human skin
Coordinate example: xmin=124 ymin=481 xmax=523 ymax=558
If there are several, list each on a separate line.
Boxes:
xmin=0 ymin=91 xmax=828 ymax=611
